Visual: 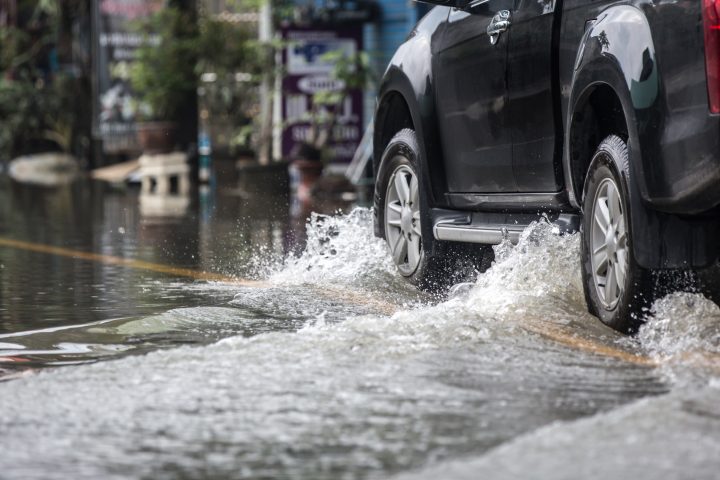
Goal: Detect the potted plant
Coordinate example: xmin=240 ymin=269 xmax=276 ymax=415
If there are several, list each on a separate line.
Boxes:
xmin=0 ymin=2 xmax=90 ymax=179
xmin=129 ymin=7 xmax=199 ymax=154
xmin=196 ymin=14 xmax=265 ymax=156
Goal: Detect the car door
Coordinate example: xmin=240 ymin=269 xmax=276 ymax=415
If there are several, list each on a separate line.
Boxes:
xmin=507 ymin=0 xmax=562 ymax=192
xmin=434 ymin=0 xmax=517 ymax=194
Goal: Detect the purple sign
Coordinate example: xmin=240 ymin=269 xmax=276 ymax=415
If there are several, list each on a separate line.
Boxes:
xmin=93 ymin=0 xmax=164 ymax=153
xmin=281 ymin=26 xmax=364 ymax=164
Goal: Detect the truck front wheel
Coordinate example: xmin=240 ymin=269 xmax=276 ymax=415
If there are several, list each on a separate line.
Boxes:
xmin=581 ymin=135 xmax=653 ymax=333
xmin=376 ymin=129 xmax=485 ymax=291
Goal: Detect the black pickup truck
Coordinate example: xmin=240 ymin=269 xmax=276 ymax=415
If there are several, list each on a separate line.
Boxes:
xmin=372 ymin=0 xmax=720 ymax=331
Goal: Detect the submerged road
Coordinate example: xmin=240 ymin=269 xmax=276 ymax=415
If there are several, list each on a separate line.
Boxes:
xmin=0 ymin=177 xmax=718 ymax=479
xmin=0 ymin=235 xmax=677 ymax=367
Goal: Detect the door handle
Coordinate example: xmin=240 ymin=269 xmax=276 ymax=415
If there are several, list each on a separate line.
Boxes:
xmin=487 ymin=10 xmax=511 ymax=45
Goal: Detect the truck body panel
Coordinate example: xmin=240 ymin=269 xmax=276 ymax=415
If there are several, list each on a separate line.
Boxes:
xmin=373 ymin=0 xmax=720 ymax=268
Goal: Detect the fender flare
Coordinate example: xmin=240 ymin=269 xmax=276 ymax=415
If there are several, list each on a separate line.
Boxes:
xmin=565 ymin=5 xmax=661 ymax=209
xmin=374 ymin=68 xmax=446 ymax=207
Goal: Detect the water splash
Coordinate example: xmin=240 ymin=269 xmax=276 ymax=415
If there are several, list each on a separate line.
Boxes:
xmin=460 ymin=220 xmax=586 ymax=322
xmin=294 ymin=220 xmax=591 ymax=358
xmin=253 ymin=216 xmax=591 ymax=351
xmin=637 ymin=292 xmax=720 ymax=360
xmin=265 ymin=208 xmax=422 ymax=303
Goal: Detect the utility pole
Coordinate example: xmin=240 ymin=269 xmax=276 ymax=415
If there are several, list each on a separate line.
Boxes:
xmin=258 ymin=0 xmax=273 ymax=166
xmin=0 ymin=0 xmax=18 ymax=27
xmin=171 ymin=0 xmax=198 ymax=156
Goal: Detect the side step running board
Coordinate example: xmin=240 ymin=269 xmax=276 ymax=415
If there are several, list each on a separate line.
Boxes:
xmin=434 ymin=223 xmax=525 ymax=244
xmin=431 ymin=209 xmax=581 ymax=245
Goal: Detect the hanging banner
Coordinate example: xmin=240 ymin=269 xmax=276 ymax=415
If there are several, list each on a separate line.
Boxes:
xmin=93 ymin=0 xmax=164 ymax=153
xmin=281 ymin=26 xmax=364 ymax=164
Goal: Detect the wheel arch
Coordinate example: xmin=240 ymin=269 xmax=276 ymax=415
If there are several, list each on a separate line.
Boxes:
xmin=567 ymin=61 xmax=720 ymax=269
xmin=567 ymin=81 xmax=631 ymax=209
xmin=373 ymin=66 xmax=447 ymax=209
xmin=373 ymin=87 xmax=414 ymax=178
xmin=564 ymin=4 xmax=661 ymax=208
xmin=565 ymin=65 xmax=674 ymax=269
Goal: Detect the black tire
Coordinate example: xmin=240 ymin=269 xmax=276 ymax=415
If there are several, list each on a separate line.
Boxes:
xmin=375 ymin=129 xmax=486 ymax=292
xmin=581 ymin=135 xmax=653 ymax=333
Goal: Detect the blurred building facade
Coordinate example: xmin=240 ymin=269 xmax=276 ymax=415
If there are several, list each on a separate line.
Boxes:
xmin=1 ymin=0 xmax=426 ymax=169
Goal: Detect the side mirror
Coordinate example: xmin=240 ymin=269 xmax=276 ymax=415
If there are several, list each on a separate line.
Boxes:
xmin=415 ymin=0 xmax=470 ymax=8
xmin=416 ymin=0 xmax=489 ymax=12
xmin=463 ymin=0 xmax=492 ymax=12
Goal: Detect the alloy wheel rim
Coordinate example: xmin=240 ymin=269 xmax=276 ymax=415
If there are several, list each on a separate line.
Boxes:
xmin=590 ymin=177 xmax=628 ymax=310
xmin=385 ymin=162 xmax=422 ymax=276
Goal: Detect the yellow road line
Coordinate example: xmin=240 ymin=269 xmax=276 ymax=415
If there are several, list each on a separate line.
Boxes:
xmin=0 ymin=237 xmax=260 ymax=285
xmin=527 ymin=322 xmax=720 ymax=371
xmin=0 ymin=236 xmax=716 ymax=370
xmin=525 ymin=323 xmax=657 ymax=366
xmin=0 ymin=237 xmax=395 ymax=314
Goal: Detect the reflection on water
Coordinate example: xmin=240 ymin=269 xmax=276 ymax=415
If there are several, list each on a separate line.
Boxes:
xmin=0 ymin=174 xmax=353 ymax=366
xmin=0 ymin=176 xmax=349 ymax=333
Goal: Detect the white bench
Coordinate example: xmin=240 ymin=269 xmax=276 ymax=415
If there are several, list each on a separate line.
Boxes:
xmin=138 ymin=152 xmax=190 ymax=195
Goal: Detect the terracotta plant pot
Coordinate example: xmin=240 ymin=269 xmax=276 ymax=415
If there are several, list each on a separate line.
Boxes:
xmin=291 ymin=159 xmax=324 ymax=201
xmin=136 ymin=122 xmax=178 ymax=154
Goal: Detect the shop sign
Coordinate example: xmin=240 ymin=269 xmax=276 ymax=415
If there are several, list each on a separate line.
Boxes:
xmin=281 ymin=26 xmax=364 ymax=164
xmin=93 ymin=0 xmax=164 ymax=153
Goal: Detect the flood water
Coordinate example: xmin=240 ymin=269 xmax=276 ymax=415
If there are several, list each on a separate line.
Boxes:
xmin=0 ymin=175 xmax=718 ymax=479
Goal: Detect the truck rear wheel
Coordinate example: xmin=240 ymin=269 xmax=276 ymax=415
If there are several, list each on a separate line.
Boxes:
xmin=581 ymin=135 xmax=653 ymax=333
